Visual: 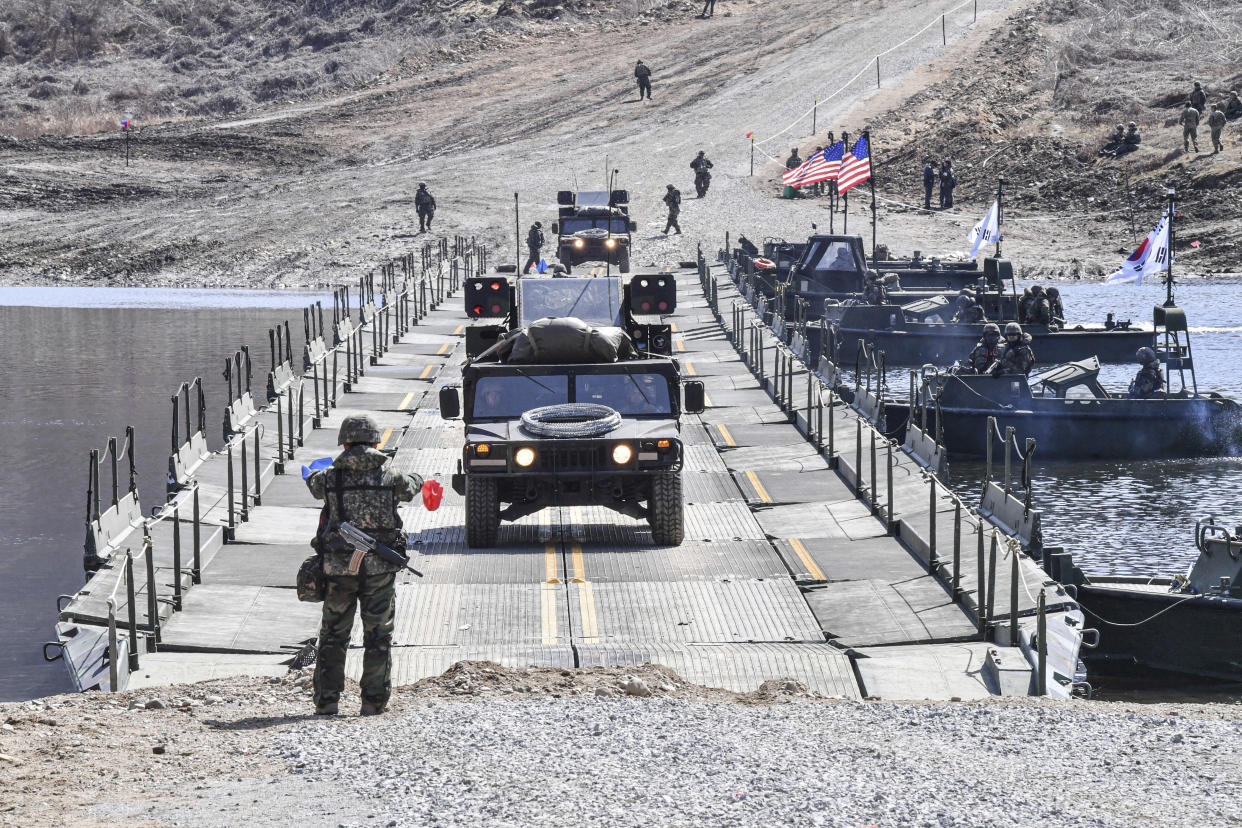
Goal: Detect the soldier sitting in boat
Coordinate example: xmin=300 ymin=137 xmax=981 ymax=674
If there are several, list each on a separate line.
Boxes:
xmin=966 ymin=323 xmax=1002 ymax=374
xmin=988 ymin=322 xmax=1035 ymax=376
xmin=952 ymin=290 xmax=987 ymax=323
xmin=1028 ymin=285 xmax=1055 ymax=328
xmin=1046 ymin=286 xmax=1066 ymax=325
xmin=863 ymin=272 xmax=886 ymax=305
xmin=1129 ymin=346 xmax=1165 ymax=398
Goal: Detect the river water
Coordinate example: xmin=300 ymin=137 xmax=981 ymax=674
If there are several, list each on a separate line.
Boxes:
xmin=0 ymin=289 xmax=329 ymax=702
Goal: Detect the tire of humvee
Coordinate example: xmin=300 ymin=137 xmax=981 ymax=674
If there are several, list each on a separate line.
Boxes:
xmin=618 ymin=250 xmax=631 ymax=274
xmin=648 ymin=472 xmax=684 ymax=546
xmin=465 ymin=476 xmax=500 ymax=548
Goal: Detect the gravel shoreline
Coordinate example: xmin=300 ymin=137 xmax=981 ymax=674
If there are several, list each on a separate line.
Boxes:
xmin=3 ymin=665 xmax=1241 ymax=827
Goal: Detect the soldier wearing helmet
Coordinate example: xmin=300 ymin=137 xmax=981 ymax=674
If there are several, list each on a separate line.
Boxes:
xmin=1129 ymin=346 xmax=1164 ymax=398
xmin=967 ymin=322 xmax=1002 ymax=374
xmin=690 ymin=150 xmax=714 ymax=198
xmin=1046 ymin=286 xmax=1065 ymax=325
xmin=1027 ymin=285 xmax=1053 ymax=327
xmin=952 ymin=290 xmax=987 ymax=324
xmin=863 ymin=271 xmax=886 ymax=305
xmin=305 ymin=414 xmax=425 ymax=717
xmin=414 ymin=183 xmax=436 ymax=233
xmin=523 ymin=221 xmax=545 ymax=275
xmin=989 ymin=322 xmax=1035 ymax=376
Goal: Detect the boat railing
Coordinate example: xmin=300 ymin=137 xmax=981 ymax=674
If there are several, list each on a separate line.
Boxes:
xmin=984 ymin=414 xmax=1036 ymax=514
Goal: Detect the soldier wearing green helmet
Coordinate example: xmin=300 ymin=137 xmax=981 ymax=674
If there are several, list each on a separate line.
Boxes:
xmin=305 ymin=414 xmax=424 ymax=717
xmin=967 ymin=323 xmax=1002 ymax=374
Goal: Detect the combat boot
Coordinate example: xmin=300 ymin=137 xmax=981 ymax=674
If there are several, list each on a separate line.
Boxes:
xmin=315 ymin=702 xmax=339 ymax=716
xmin=360 ymin=702 xmax=387 ymax=716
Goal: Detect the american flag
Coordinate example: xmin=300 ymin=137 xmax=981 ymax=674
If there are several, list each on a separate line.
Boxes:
xmin=782 ymin=141 xmax=844 ymax=188
xmin=836 ymin=134 xmax=872 ymax=194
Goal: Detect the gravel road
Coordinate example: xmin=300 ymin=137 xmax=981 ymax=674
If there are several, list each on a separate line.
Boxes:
xmin=5 ymin=666 xmax=1236 ymax=827
xmin=102 ymin=692 xmax=1242 ymax=827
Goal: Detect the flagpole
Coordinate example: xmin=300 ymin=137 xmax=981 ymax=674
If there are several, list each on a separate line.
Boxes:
xmin=514 ymin=192 xmax=521 ymax=277
xmin=995 ymin=176 xmax=1004 ymax=259
xmin=750 ymin=137 xmax=754 ymax=177
xmin=1165 ymin=187 xmax=1176 ymax=308
xmin=866 ymin=130 xmax=877 ymax=259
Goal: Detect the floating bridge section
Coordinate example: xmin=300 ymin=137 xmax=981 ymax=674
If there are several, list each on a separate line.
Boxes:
xmin=51 ymin=244 xmax=1086 ymax=701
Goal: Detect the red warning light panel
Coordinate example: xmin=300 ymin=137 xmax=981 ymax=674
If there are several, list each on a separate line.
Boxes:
xmin=465 ymin=276 xmax=512 ymax=319
xmin=628 ymin=274 xmax=677 ymax=316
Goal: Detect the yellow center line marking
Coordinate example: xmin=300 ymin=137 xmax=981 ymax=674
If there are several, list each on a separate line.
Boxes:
xmin=437 ymin=343 xmax=450 ymax=355
xmin=703 ymin=392 xmax=713 ymax=408
xmin=745 ymin=469 xmax=772 ymax=504
xmin=578 ymin=581 xmax=599 ymax=644
xmin=684 ymin=361 xmax=697 ymax=377
xmin=419 ymin=365 xmax=433 ymax=380
xmin=789 ymin=538 xmax=827 ymax=581
xmin=377 ymin=428 xmax=394 ymax=449
xmin=571 ymin=543 xmax=586 ymax=583
xmin=544 ymin=544 xmax=560 ymax=584
xmin=676 ymin=339 xmax=685 ymax=352
xmin=669 ymin=322 xmax=679 ymax=333
xmin=452 ymin=324 xmax=464 ymax=335
xmin=398 ymin=392 xmax=415 ymax=411
xmin=541 ymin=583 xmax=559 ymax=644
xmin=716 ymin=423 xmax=736 ymax=446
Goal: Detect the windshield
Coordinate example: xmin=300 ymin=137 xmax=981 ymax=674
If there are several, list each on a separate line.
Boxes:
xmin=808 ymin=240 xmax=861 ymax=274
xmin=471 ymin=371 xmax=671 ymax=417
xmin=518 ymin=277 xmax=621 ymax=327
xmin=561 ymin=217 xmax=629 ymax=234
xmin=472 ymin=374 xmax=569 ymax=418
xmin=576 ymin=372 xmax=671 ymax=415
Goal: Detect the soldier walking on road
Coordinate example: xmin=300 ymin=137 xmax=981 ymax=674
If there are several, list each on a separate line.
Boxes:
xmin=1179 ymin=102 xmax=1201 ymax=152
xmin=700 ymin=0 xmax=716 ymax=16
xmin=415 ymin=183 xmax=436 ymax=232
xmin=634 ymin=60 xmax=653 ymax=100
xmin=1208 ymin=104 xmax=1227 ymax=153
xmin=523 ymin=221 xmax=545 ymax=275
xmin=307 ymin=415 xmax=424 ymax=717
xmin=691 ymin=150 xmax=714 ymax=198
xmin=663 ymin=184 xmax=682 ymax=235
xmin=922 ymin=159 xmax=936 ymax=209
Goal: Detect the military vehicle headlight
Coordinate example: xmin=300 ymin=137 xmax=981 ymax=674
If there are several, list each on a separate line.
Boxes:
xmin=612 ymin=443 xmax=633 ymax=465
xmin=605 ymin=238 xmax=616 ymax=248
xmin=573 ymin=238 xmax=585 ymax=249
xmin=515 ymin=447 xmax=537 ymax=467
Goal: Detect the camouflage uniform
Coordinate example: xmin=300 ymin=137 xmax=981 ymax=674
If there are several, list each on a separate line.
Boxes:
xmin=863 ymin=277 xmax=886 ymax=305
xmin=953 ymin=300 xmax=987 ymax=324
xmin=1129 ymin=363 xmax=1164 ymax=398
xmin=663 ymin=186 xmax=682 ymax=234
xmin=1208 ymin=106 xmax=1226 ymax=153
xmin=967 ymin=338 xmax=1000 ymax=375
xmin=993 ymin=333 xmax=1036 ymax=376
xmin=306 ymin=417 xmax=423 ymax=714
xmin=1028 ymin=296 xmax=1053 ymax=326
xmin=1179 ymin=105 xmax=1200 ymax=152
xmin=415 ymin=184 xmax=436 ymax=232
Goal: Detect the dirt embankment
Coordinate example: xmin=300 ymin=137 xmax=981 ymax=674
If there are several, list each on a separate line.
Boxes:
xmin=0 ymin=0 xmax=702 ymax=135
xmin=870 ymin=0 xmax=1242 ymax=275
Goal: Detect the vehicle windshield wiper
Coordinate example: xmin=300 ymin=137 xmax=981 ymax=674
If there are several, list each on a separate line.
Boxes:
xmin=624 ymin=372 xmax=653 ymax=406
xmin=511 ymin=366 xmax=561 ymax=397
xmin=565 ymin=281 xmax=593 ymax=319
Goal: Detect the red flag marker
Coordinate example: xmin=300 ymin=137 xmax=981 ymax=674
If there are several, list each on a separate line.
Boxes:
xmin=422 ymin=479 xmax=443 ymax=511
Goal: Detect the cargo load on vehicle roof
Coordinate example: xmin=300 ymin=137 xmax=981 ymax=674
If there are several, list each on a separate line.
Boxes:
xmin=477 ymin=316 xmax=638 ymax=364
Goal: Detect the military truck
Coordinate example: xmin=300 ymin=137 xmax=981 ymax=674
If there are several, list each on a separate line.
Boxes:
xmin=441 ymin=271 xmax=702 ymax=547
xmin=552 ymin=190 xmax=636 ymax=274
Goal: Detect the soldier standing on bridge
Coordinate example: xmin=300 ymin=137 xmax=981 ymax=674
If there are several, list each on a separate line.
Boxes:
xmin=663 ymin=184 xmax=682 ymax=235
xmin=634 ymin=60 xmax=653 ymax=101
xmin=523 ymin=221 xmax=545 ymax=275
xmin=307 ymin=415 xmax=424 ymax=717
xmin=415 ymin=183 xmax=437 ymax=233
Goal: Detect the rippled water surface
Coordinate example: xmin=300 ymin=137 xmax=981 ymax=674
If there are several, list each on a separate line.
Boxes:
xmin=0 ymin=290 xmax=328 ymax=701
xmin=964 ymin=278 xmax=1242 ymax=576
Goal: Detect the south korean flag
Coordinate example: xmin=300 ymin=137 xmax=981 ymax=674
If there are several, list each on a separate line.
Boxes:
xmin=968 ymin=200 xmax=1000 ymax=259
